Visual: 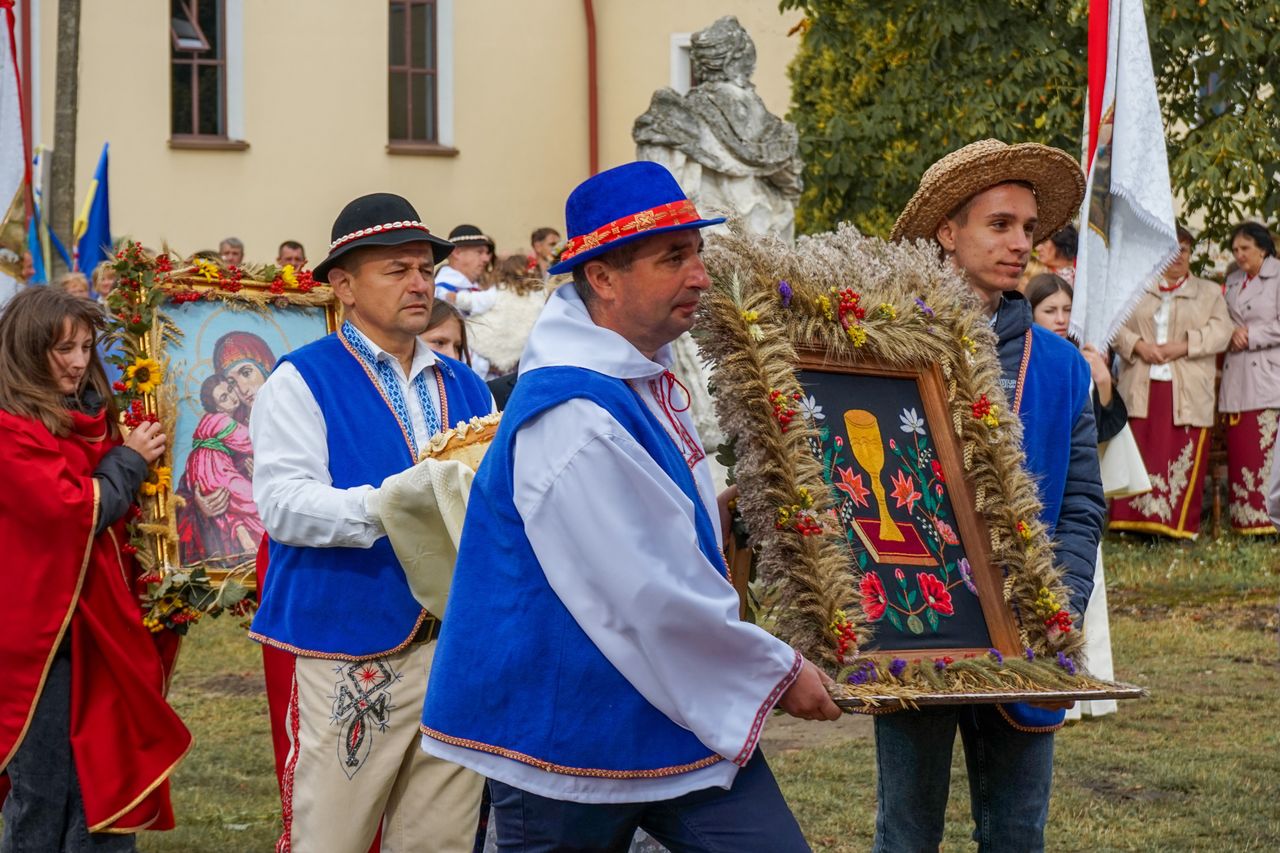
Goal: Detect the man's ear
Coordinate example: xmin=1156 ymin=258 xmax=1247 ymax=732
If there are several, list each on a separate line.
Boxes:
xmin=582 ymin=259 xmax=615 ymax=302
xmin=328 ymin=267 xmax=356 ymax=308
xmin=935 ymin=218 xmax=958 ymax=254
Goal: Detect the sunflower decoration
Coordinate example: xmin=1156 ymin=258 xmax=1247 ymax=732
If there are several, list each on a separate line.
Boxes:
xmin=125 ymin=356 xmax=163 ymax=394
xmin=140 ymin=466 xmax=172 ymax=497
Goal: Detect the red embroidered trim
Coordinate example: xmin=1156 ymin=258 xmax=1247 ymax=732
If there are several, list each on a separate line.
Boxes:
xmin=276 ymin=676 xmax=301 ymax=853
xmin=648 ymin=371 xmax=705 ymax=470
xmin=420 ymin=725 xmax=724 ymax=778
xmin=249 ymin=608 xmax=429 ymax=662
xmin=559 ymin=200 xmax=702 ymax=263
xmin=995 ymin=703 xmax=1065 ymax=734
xmin=733 ymin=650 xmax=804 ymax=766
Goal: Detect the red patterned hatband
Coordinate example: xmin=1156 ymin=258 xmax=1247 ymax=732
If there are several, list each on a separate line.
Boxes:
xmin=329 ymin=220 xmax=431 ymax=251
xmin=558 ymin=199 xmax=702 ymax=263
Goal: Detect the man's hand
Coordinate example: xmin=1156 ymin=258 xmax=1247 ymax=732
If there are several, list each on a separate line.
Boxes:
xmin=1029 ymin=700 xmax=1076 ymax=712
xmin=194 ymin=485 xmax=230 ymax=518
xmin=716 ymin=484 xmax=739 ymax=544
xmin=777 ymin=658 xmax=842 ymax=721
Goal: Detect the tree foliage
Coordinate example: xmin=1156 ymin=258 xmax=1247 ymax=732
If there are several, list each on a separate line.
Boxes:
xmin=783 ymin=0 xmax=1279 ymax=248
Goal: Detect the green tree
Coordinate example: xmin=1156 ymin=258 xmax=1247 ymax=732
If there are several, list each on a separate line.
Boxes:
xmin=783 ymin=0 xmax=1279 ymax=248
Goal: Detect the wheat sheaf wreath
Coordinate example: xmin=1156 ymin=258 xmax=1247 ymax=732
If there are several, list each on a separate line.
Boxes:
xmin=697 ymin=223 xmax=1116 ymax=705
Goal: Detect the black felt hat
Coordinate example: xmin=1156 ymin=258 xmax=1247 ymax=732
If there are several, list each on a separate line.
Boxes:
xmin=312 ymin=193 xmax=455 ymax=284
xmin=447 ymin=224 xmax=495 ymax=254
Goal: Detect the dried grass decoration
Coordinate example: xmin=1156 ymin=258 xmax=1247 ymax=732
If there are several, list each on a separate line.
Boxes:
xmin=698 ymin=224 xmax=1138 ymax=709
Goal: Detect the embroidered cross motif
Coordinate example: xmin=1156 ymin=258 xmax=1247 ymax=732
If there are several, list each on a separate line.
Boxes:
xmin=330 ymin=658 xmax=401 ymax=779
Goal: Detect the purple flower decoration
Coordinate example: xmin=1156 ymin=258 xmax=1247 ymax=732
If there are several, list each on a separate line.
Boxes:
xmin=847 ymin=660 xmax=878 ymax=685
xmin=914 ymin=297 xmax=934 ymax=317
xmin=778 ymin=280 xmax=793 ymax=307
xmin=889 ymin=658 xmax=907 ymax=678
xmin=1024 ymin=647 xmax=1035 ymax=661
xmin=1056 ymin=652 xmax=1077 ymax=676
xmin=933 ymin=657 xmax=949 ymax=671
xmin=988 ymin=648 xmax=1004 ymax=664
xmin=959 ymin=558 xmax=977 ymax=596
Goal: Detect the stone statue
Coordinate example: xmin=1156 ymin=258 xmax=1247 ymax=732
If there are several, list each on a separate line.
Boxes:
xmin=634 ymin=15 xmax=803 ymax=241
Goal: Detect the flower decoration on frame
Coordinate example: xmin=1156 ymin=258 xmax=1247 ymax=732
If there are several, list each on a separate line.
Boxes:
xmin=103 ymin=242 xmax=338 ymax=634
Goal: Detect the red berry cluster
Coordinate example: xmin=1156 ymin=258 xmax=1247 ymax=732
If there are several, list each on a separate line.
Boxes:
xmin=168 ymin=290 xmax=203 ymax=305
xmin=836 ymin=288 xmax=866 ymax=326
xmin=229 ymin=599 xmax=255 ymax=617
xmin=769 ymin=389 xmax=802 ymax=432
xmin=296 ymin=270 xmax=316 ymax=292
xmin=1044 ymin=610 xmax=1073 ymax=633
xmin=170 ymin=610 xmax=201 ymax=626
xmin=791 ymin=513 xmax=824 ymax=536
xmin=154 ymin=254 xmax=173 ymax=273
xmin=121 ymin=542 xmax=139 ymax=555
xmin=122 ymin=399 xmax=160 ymax=428
xmin=834 ymin=619 xmax=858 ymax=662
xmin=971 ymin=394 xmax=993 ymax=419
xmin=137 ymin=571 xmax=164 ymax=585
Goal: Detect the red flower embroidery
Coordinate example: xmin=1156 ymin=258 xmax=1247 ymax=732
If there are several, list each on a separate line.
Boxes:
xmin=890 ymin=469 xmax=922 ymax=514
xmin=918 ymin=573 xmax=954 ymax=616
xmin=835 ymin=466 xmax=871 ymax=507
xmin=930 ymin=459 xmax=945 ymax=483
xmin=860 ymin=572 xmax=887 ymax=621
xmin=935 ymin=518 xmax=960 ymax=546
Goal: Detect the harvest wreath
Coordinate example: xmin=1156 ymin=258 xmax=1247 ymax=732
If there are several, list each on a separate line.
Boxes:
xmin=697 ymin=224 xmax=1136 ymax=708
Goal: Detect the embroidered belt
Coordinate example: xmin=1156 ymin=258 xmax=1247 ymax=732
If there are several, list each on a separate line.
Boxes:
xmin=411 ymin=613 xmax=442 ymax=645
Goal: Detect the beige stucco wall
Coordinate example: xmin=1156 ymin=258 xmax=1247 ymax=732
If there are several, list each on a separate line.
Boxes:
xmin=31 ymin=0 xmax=800 ymax=265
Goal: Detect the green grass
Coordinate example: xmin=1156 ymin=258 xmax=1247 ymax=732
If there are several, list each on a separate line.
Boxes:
xmin=119 ymin=535 xmax=1280 ymax=850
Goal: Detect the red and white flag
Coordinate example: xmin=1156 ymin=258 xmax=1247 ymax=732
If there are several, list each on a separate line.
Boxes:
xmin=1071 ymin=0 xmax=1180 ymax=348
xmin=0 ymin=0 xmax=27 ymax=300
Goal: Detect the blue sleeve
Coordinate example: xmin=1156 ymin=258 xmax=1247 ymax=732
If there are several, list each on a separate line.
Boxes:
xmin=1053 ymin=396 xmax=1106 ymax=618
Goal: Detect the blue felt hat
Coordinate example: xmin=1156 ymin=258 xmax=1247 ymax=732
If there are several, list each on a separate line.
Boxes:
xmin=548 ymin=161 xmax=725 ymax=276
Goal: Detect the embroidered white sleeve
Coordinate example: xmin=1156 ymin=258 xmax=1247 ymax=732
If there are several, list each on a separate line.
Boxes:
xmin=249 ymin=363 xmax=386 ymax=549
xmin=513 ymin=399 xmax=800 ymax=762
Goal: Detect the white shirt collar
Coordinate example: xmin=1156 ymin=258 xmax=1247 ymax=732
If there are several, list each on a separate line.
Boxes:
xmin=519 ymin=285 xmax=672 ymax=380
xmin=346 ymin=321 xmax=438 ymax=383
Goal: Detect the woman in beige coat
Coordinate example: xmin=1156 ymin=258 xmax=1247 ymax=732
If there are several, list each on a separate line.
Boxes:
xmin=1110 ymin=226 xmax=1232 ymax=538
xmin=1219 ymin=222 xmax=1280 ymax=534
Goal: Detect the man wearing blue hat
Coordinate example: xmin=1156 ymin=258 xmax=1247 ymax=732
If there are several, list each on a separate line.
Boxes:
xmin=249 ymin=193 xmax=493 ymax=851
xmin=421 ymin=162 xmax=840 ymax=851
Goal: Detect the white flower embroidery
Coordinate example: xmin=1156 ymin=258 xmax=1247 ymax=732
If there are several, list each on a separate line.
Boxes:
xmin=799 ymin=395 xmax=825 ymax=422
xmin=899 ymin=407 xmax=926 ymax=435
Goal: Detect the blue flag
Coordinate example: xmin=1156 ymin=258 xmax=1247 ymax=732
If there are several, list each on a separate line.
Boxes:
xmin=74 ymin=142 xmax=111 ymax=277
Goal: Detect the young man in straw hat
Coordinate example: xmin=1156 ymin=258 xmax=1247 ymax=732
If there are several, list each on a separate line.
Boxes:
xmin=884 ymin=140 xmax=1107 ymax=851
xmin=422 ymin=160 xmax=841 ymax=851
xmin=248 ymin=193 xmax=494 ymax=852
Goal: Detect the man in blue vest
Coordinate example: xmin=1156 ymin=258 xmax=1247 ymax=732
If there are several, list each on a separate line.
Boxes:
xmin=881 ymin=140 xmax=1107 ymax=851
xmin=422 ymin=161 xmax=841 ymax=851
xmin=249 ymin=193 xmax=493 ymax=852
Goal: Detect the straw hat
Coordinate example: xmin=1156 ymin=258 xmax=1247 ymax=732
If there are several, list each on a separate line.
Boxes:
xmin=890 ymin=139 xmax=1084 ymax=245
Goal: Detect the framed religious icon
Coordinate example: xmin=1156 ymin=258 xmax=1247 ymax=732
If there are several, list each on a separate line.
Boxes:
xmin=104 ymin=244 xmax=338 ymax=633
xmin=699 ymin=225 xmax=1144 ymax=709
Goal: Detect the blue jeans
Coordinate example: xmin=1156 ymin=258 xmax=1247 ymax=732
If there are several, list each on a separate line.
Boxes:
xmin=872 ymin=705 xmax=1055 ymax=853
xmin=487 ymin=750 xmax=810 ymax=853
xmin=1 ymin=649 xmax=135 ymax=853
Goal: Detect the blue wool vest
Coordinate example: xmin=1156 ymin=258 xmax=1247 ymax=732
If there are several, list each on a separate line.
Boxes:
xmin=249 ymin=332 xmax=492 ymax=659
xmin=1006 ymin=325 xmax=1092 ymax=729
xmin=422 ymin=366 xmax=729 ymax=777
xmin=1017 ymin=326 xmax=1092 ymax=532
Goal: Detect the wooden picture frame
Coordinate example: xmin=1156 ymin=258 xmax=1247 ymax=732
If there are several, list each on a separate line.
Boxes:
xmin=698 ymin=225 xmax=1142 ymax=707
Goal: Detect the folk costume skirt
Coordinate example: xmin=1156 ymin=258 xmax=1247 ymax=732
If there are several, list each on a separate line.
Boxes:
xmin=1109 ymin=380 xmax=1210 ymax=539
xmin=1223 ymin=407 xmax=1279 ymax=535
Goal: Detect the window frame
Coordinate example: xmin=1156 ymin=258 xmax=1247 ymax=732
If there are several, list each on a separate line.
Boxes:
xmin=387 ymin=0 xmax=456 ymax=156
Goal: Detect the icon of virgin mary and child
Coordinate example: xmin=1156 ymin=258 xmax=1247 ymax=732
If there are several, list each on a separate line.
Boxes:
xmin=176 ymin=331 xmax=274 ymax=563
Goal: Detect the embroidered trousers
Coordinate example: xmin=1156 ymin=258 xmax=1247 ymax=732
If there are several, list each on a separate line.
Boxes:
xmin=277 ymin=640 xmax=483 ymax=853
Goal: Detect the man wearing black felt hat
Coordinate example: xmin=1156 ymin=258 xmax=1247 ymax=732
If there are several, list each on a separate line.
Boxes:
xmin=248 ymin=193 xmax=494 ymax=852
xmin=434 ymin=223 xmax=497 ymax=317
